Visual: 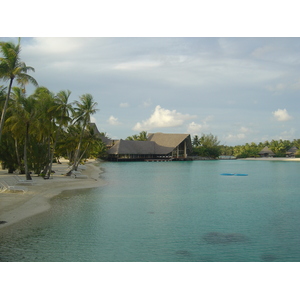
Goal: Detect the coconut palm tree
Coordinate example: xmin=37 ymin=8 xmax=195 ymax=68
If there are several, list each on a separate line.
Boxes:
xmin=6 ymin=89 xmax=38 ymax=180
xmin=45 ymin=89 xmax=74 ymax=178
xmin=71 ymin=93 xmax=98 ymax=171
xmin=31 ymin=87 xmax=58 ymax=176
xmin=0 ymin=38 xmax=38 ymax=143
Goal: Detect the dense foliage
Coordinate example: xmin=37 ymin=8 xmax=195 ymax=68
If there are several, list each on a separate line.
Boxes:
xmin=219 ymin=139 xmax=300 ymax=158
xmin=193 ymin=134 xmax=300 ymax=159
xmin=192 ymin=133 xmax=221 ymax=158
xmin=0 ymin=39 xmax=106 ymax=177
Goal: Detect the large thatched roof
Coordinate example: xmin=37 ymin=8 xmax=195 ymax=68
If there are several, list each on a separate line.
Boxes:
xmin=108 ymin=133 xmax=192 ymax=156
xmin=148 ymin=133 xmax=193 ymax=153
xmin=108 ymin=140 xmax=157 ymax=155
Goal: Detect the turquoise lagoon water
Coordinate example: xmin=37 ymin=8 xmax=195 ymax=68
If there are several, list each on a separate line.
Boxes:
xmin=1 ymin=160 xmax=300 ymax=262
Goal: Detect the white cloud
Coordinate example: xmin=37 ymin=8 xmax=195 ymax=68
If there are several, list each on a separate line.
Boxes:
xmin=108 ymin=115 xmax=121 ymax=125
xmin=187 ymin=116 xmax=212 ymax=135
xmin=133 ymin=105 xmax=196 ymax=131
xmin=187 ymin=122 xmax=204 ymax=135
xmin=272 ymin=108 xmax=292 ymax=121
xmin=120 ymin=102 xmax=129 ymax=108
xmin=25 ymin=37 xmax=84 ymax=55
xmin=224 ymin=126 xmax=253 ymax=143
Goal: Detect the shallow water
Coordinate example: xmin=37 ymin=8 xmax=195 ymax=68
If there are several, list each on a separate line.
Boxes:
xmin=1 ymin=160 xmax=300 ymax=262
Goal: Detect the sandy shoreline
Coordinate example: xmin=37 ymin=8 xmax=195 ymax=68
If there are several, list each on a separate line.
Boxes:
xmin=241 ymin=157 xmax=300 ymax=161
xmin=0 ymin=159 xmax=105 ymax=230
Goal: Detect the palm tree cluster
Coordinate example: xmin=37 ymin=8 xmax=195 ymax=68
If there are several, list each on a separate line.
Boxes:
xmin=0 ymin=39 xmax=106 ymax=179
xmin=221 ymin=139 xmax=300 ymax=158
xmin=192 ymin=134 xmax=300 ymax=159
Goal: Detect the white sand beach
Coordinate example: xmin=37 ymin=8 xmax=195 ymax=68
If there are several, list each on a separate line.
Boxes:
xmin=0 ymin=159 xmax=105 ymax=230
xmin=242 ymin=157 xmax=300 ymax=161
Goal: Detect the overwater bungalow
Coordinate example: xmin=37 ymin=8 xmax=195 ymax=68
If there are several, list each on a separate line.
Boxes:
xmin=258 ymin=146 xmax=275 ymax=158
xmin=107 ymin=133 xmax=193 ymax=161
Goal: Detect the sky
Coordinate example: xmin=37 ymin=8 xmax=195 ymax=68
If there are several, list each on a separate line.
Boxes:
xmin=1 ymin=36 xmax=299 ymax=146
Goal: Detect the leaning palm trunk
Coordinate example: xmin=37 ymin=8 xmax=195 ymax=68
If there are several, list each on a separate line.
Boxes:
xmin=68 ymin=123 xmax=86 ymax=174
xmin=75 ymin=142 xmax=90 ymax=169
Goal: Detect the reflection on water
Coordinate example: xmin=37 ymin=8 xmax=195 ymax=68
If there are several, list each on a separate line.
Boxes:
xmin=1 ymin=160 xmax=300 ymax=262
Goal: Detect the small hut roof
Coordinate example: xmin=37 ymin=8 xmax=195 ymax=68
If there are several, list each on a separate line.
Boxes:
xmin=286 ymin=146 xmax=298 ymax=154
xmin=258 ymin=146 xmax=275 ymax=155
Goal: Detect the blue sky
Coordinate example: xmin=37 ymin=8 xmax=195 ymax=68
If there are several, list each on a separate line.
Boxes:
xmin=2 ymin=35 xmax=299 ymax=145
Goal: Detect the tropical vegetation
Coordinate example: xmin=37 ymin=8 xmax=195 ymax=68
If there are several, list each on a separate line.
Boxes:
xmin=192 ymin=134 xmax=300 ymax=158
xmin=219 ymin=139 xmax=300 ymax=158
xmin=126 ymin=131 xmax=148 ymax=141
xmin=0 ymin=38 xmax=106 ymax=177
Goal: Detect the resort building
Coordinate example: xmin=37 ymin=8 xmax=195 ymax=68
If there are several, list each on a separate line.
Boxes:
xmin=107 ymin=133 xmax=193 ymax=161
xmin=286 ymin=146 xmax=298 ymax=158
xmin=258 ymin=146 xmax=275 ymax=158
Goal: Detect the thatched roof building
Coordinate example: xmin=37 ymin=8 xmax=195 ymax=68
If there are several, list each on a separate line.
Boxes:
xmin=258 ymin=146 xmax=275 ymax=157
xmin=286 ymin=146 xmax=298 ymax=157
xmin=108 ymin=133 xmax=192 ymax=161
xmin=108 ymin=140 xmax=157 ymax=156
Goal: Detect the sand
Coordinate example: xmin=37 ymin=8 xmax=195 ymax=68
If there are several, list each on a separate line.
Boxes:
xmin=242 ymin=157 xmax=300 ymax=161
xmin=0 ymin=159 xmax=105 ymax=230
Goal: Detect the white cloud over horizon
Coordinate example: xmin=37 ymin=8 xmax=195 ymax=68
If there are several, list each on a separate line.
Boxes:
xmin=187 ymin=116 xmax=213 ymax=136
xmin=133 ymin=105 xmax=196 ymax=131
xmin=272 ymin=108 xmax=293 ymax=122
xmin=108 ymin=115 xmax=121 ymax=125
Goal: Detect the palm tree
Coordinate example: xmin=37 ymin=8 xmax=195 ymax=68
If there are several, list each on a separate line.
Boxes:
xmin=0 ymin=38 xmax=38 ymax=143
xmin=71 ymin=93 xmax=98 ymax=171
xmin=77 ymin=126 xmax=106 ymax=162
xmin=45 ymin=89 xmax=74 ymax=178
xmin=32 ymin=87 xmax=58 ymax=176
xmin=126 ymin=131 xmax=148 ymax=141
xmin=8 ymin=87 xmax=27 ymax=172
xmin=6 ymin=89 xmax=38 ymax=180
